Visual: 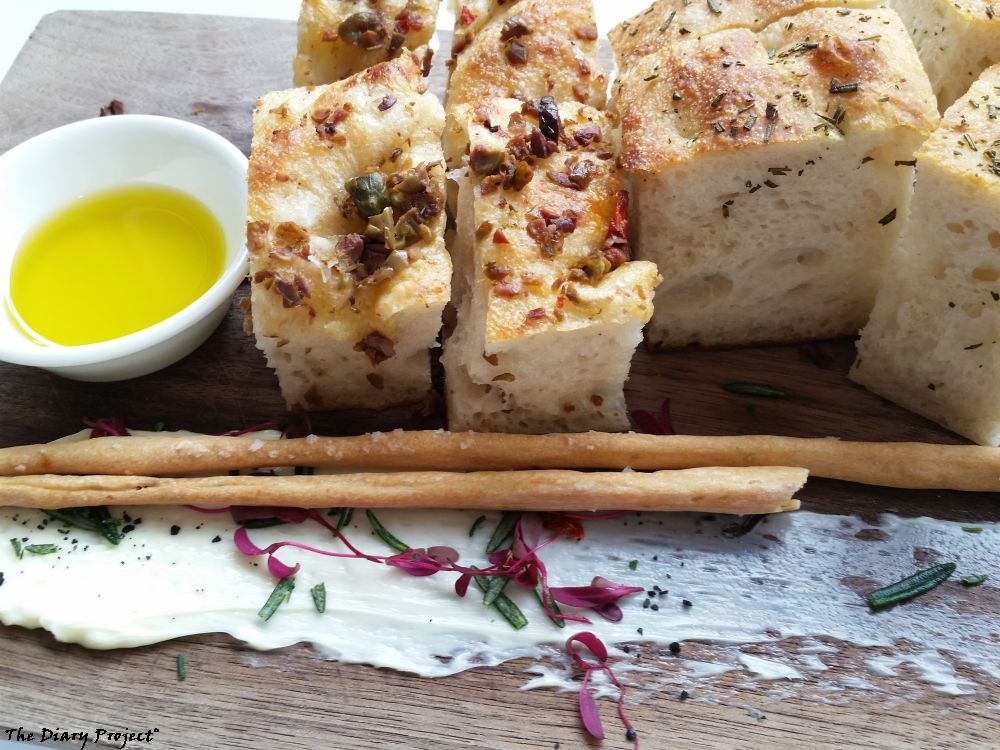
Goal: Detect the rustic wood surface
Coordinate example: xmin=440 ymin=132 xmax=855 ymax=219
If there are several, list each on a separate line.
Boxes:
xmin=0 ymin=11 xmax=996 ymax=749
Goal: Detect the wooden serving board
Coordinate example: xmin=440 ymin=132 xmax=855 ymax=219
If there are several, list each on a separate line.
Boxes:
xmin=0 ymin=11 xmax=996 ymax=749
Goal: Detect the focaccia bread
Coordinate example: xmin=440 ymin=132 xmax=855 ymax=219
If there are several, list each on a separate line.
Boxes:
xmin=888 ymin=0 xmax=999 ymax=111
xmin=293 ymin=0 xmax=440 ymax=86
xmin=612 ymin=7 xmax=938 ymax=349
xmin=610 ymin=0 xmax=880 ymax=69
xmin=442 ymin=98 xmax=660 ymax=433
xmin=443 ymin=0 xmax=606 ymax=168
xmin=247 ymin=54 xmax=451 ymax=411
xmin=851 ymin=64 xmax=1000 ymax=446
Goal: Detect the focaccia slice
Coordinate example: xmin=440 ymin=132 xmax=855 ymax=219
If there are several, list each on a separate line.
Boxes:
xmin=443 ymin=0 xmax=606 ymax=168
xmin=293 ymin=0 xmax=441 ymax=86
xmin=248 ymin=54 xmax=451 ymax=411
xmin=851 ymin=64 xmax=1000 ymax=446
xmin=612 ymin=7 xmax=938 ymax=349
xmin=442 ymin=98 xmax=660 ymax=433
xmin=887 ymin=0 xmax=999 ymax=111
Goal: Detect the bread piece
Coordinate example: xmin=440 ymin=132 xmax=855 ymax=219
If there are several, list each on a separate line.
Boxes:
xmin=442 ymin=98 xmax=660 ymax=433
xmin=612 ymin=8 xmax=938 ymax=349
xmin=443 ymin=0 xmax=606 ymax=169
xmin=293 ymin=0 xmax=440 ymax=85
xmin=888 ymin=0 xmax=999 ymax=111
xmin=610 ymin=0 xmax=880 ymax=69
xmin=247 ymin=55 xmax=451 ymax=411
xmin=851 ymin=65 xmax=1000 ymax=446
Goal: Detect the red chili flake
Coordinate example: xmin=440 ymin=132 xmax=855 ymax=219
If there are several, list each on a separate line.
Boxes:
xmin=525 ymin=307 xmax=547 ymax=322
xmin=602 ymin=190 xmax=631 ymax=269
xmin=459 ymin=5 xmax=476 ymax=26
xmin=556 ymin=295 xmax=566 ymax=309
xmin=493 ymin=229 xmax=510 ymax=244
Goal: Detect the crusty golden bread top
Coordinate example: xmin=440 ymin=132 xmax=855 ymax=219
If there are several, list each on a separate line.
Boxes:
xmin=613 ymin=8 xmax=939 ymax=172
xmin=248 ymin=54 xmax=450 ymax=345
xmin=447 ymin=0 xmax=607 ymax=114
xmin=456 ymin=98 xmax=659 ymax=344
xmin=294 ymin=0 xmax=440 ymax=85
xmin=918 ymin=63 xmax=1000 ymax=194
xmin=609 ymin=0 xmax=880 ymax=67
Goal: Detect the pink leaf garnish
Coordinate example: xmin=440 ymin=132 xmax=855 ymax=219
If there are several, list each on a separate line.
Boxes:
xmin=84 ymin=416 xmax=130 ymax=438
xmin=231 ymin=506 xmax=311 ymax=525
xmin=631 ymin=398 xmax=674 ymax=435
xmin=567 ymin=632 xmax=638 ymax=748
xmin=550 ymin=577 xmax=643 ymax=621
xmin=267 ymin=555 xmax=300 ymax=579
xmin=578 ymin=671 xmax=605 ymax=740
xmin=219 ymin=421 xmax=280 ymax=436
xmin=455 ymin=573 xmax=473 ymax=597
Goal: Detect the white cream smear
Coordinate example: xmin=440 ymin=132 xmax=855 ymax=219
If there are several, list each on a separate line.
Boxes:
xmin=0 ymin=432 xmax=996 ymax=703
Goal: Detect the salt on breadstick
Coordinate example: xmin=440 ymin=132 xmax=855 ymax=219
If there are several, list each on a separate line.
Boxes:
xmin=0 ymin=432 xmax=997 ymax=491
xmin=0 ymin=468 xmax=805 ymax=515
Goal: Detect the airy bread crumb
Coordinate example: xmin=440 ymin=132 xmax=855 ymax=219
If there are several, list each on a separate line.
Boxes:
xmin=851 ymin=64 xmax=1000 ymax=446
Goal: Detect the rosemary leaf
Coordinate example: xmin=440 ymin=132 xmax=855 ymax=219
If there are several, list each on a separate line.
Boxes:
xmin=176 ymin=655 xmax=186 ymax=681
xmin=486 ymin=512 xmax=520 ymax=554
xmin=469 ymin=515 xmax=487 ymax=537
xmin=259 ymin=576 xmax=296 ymax=621
xmin=366 ymin=510 xmax=409 ymax=553
xmin=867 ymin=563 xmax=955 ymax=610
xmin=473 ymin=571 xmax=528 ymax=630
xmin=311 ymin=582 xmax=327 ymax=613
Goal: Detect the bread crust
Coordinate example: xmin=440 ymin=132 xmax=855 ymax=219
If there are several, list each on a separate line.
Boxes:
xmin=609 ymin=0 xmax=881 ymax=69
xmin=613 ymin=8 xmax=938 ymax=173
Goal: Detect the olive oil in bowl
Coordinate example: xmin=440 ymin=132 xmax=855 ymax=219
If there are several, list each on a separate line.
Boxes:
xmin=8 ymin=184 xmax=226 ymax=346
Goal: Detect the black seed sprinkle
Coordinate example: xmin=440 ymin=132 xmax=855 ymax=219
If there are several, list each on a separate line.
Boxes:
xmin=682 ymin=599 xmax=693 ymax=608
xmin=170 ymin=525 xmax=181 ymax=536
xmin=679 ymin=690 xmax=690 ymax=700
xmin=211 ymin=536 xmax=222 ymax=543
xmin=651 ymin=603 xmax=659 ymax=611
xmin=669 ymin=641 xmax=681 ymax=654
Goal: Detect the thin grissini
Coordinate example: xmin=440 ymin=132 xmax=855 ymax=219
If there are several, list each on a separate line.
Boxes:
xmin=0 ymin=468 xmax=805 ymax=515
xmin=0 ymin=431 xmax=997 ymax=491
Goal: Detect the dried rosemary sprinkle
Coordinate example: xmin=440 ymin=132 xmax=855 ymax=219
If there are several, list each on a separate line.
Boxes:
xmin=829 ymin=79 xmax=859 ymax=94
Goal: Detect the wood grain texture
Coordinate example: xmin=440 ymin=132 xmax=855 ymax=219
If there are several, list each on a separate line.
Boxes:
xmin=0 ymin=11 xmax=996 ymax=750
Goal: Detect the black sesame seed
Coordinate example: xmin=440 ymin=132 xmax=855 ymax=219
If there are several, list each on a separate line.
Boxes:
xmin=170 ymin=525 xmax=181 ymax=536
xmin=122 ymin=525 xmax=135 ymax=534
xmin=682 ymin=599 xmax=693 ymax=608
xmin=679 ymin=690 xmax=690 ymax=700
xmin=669 ymin=641 xmax=681 ymax=654
xmin=642 ymin=598 xmax=651 ymax=609
xmin=211 ymin=535 xmax=222 ymax=543
xmin=626 ymin=728 xmax=637 ymax=741
xmin=651 ymin=603 xmax=660 ymax=611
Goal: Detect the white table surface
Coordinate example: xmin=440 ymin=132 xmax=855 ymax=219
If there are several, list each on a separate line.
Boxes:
xmin=0 ymin=0 xmax=649 ymax=746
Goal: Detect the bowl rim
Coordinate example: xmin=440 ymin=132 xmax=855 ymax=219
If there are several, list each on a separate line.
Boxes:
xmin=0 ymin=114 xmax=248 ymax=369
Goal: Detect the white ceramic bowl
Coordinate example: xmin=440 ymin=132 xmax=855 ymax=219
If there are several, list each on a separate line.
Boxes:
xmin=0 ymin=115 xmax=248 ymax=381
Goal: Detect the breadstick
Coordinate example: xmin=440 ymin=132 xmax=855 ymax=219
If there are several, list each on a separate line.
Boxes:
xmin=0 ymin=467 xmax=804 ymax=515
xmin=0 ymin=432 xmax=996 ymax=491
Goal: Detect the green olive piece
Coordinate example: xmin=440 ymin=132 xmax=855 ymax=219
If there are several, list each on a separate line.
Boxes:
xmin=339 ymin=12 xmax=387 ymax=49
xmin=346 ymin=172 xmax=391 ymax=218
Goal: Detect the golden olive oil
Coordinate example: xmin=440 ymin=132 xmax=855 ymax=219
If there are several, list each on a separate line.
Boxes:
xmin=8 ymin=184 xmax=225 ymax=346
